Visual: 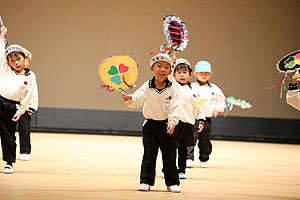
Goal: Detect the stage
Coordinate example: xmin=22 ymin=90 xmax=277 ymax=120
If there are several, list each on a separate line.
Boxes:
xmin=0 ymin=133 xmax=299 ymax=200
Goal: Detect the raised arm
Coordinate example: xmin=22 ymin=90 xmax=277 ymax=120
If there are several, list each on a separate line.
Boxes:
xmin=0 ymin=26 xmax=7 ymax=60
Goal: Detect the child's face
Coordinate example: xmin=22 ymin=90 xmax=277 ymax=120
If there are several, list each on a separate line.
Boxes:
xmin=7 ymin=54 xmax=26 ymax=72
xmin=150 ymin=61 xmax=172 ymax=82
xmin=174 ymin=68 xmax=192 ymax=85
xmin=194 ymin=72 xmax=212 ymax=83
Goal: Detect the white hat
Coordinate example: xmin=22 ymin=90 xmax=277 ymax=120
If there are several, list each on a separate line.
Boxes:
xmin=5 ymin=44 xmax=31 ymax=59
xmin=174 ymin=58 xmax=191 ymax=68
xmin=150 ymin=53 xmax=172 ymax=66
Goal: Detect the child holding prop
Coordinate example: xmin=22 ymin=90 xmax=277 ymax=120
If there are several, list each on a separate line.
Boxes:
xmin=186 ymin=60 xmax=226 ymax=168
xmin=122 ymin=53 xmax=181 ymax=193
xmin=286 ymin=72 xmax=300 ymax=111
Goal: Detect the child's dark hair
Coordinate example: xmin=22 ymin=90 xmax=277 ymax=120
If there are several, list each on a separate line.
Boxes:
xmin=173 ymin=63 xmax=192 ymax=74
xmin=6 ymin=51 xmax=25 ymax=61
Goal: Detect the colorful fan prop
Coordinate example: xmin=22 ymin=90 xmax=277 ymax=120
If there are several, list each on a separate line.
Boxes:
xmin=223 ymin=96 xmax=252 ymax=117
xmin=277 ymin=50 xmax=300 ymax=73
xmin=99 ymin=55 xmax=138 ymax=94
xmin=269 ymin=50 xmax=300 ymax=97
xmin=151 ymin=15 xmax=188 ymax=55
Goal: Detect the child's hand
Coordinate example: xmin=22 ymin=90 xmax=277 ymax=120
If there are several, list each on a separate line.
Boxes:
xmin=212 ymin=109 xmax=219 ymax=117
xmin=197 ymin=124 xmax=204 ymax=132
xmin=167 ymin=122 xmax=175 ymax=134
xmin=12 ymin=112 xmax=21 ymax=122
xmin=122 ymin=92 xmax=132 ymax=102
xmin=0 ymin=26 xmax=7 ymax=39
xmin=171 ymin=52 xmax=177 ymax=64
xmin=292 ymin=72 xmax=300 ymax=84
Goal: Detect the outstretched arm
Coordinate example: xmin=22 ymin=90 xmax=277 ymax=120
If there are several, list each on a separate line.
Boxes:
xmin=0 ymin=26 xmax=7 ymax=40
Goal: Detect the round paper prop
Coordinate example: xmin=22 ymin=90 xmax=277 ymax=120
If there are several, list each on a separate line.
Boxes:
xmin=163 ymin=15 xmax=188 ymax=51
xmin=99 ymin=55 xmax=138 ymax=93
xmin=277 ymin=50 xmax=300 ymax=73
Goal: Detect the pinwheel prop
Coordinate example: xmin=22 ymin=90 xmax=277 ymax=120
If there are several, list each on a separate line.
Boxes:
xmin=151 ymin=15 xmax=188 ymax=55
xmin=99 ymin=55 xmax=138 ymax=94
xmin=224 ymin=96 xmax=252 ymax=116
xmin=269 ymin=50 xmax=300 ymax=97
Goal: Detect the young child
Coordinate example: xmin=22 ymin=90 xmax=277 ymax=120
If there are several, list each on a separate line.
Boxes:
xmin=122 ymin=53 xmax=181 ymax=193
xmin=186 ymin=60 xmax=225 ymax=168
xmin=0 ymin=26 xmax=37 ymax=173
xmin=167 ymin=57 xmax=205 ymax=179
xmin=18 ymin=51 xmax=38 ymax=161
xmin=286 ymin=72 xmax=300 ymax=111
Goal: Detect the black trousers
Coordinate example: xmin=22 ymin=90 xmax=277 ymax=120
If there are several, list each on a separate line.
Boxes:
xmin=18 ymin=112 xmax=32 ymax=154
xmin=141 ymin=119 xmax=179 ymax=186
xmin=187 ymin=118 xmax=212 ymax=162
xmin=175 ymin=121 xmax=194 ymax=174
xmin=0 ymin=96 xmax=18 ymax=164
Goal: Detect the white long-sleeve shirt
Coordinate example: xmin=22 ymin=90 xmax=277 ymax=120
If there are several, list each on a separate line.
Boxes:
xmin=27 ymin=77 xmax=38 ymax=112
xmin=191 ymin=81 xmax=226 ymax=117
xmin=0 ymin=38 xmax=37 ymax=115
xmin=125 ymin=77 xmax=179 ymax=126
xmin=169 ymin=75 xmax=205 ymax=124
xmin=286 ymin=89 xmax=300 ymax=111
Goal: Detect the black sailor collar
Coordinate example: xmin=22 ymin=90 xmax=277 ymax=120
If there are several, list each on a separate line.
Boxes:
xmin=149 ymin=76 xmax=172 ymax=88
xmin=197 ymin=80 xmax=212 ymax=87
xmin=178 ymin=81 xmax=192 ymax=88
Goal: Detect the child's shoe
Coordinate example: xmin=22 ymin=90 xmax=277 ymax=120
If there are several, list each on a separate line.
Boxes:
xmin=186 ymin=159 xmax=195 ymax=168
xmin=167 ymin=185 xmax=181 ymax=193
xmin=200 ymin=161 xmax=208 ymax=168
xmin=138 ymin=183 xmax=150 ymax=191
xmin=3 ymin=164 xmax=13 ymax=174
xmin=20 ymin=154 xmax=30 ymax=161
xmin=179 ymin=173 xmax=186 ymax=179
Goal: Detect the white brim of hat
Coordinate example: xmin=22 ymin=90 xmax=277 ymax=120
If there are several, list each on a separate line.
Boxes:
xmin=195 ymin=67 xmax=211 ymax=72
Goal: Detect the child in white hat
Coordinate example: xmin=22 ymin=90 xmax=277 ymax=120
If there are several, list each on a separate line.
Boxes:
xmin=0 ymin=26 xmax=37 ymax=174
xmin=122 ymin=53 xmax=181 ymax=193
xmin=186 ymin=60 xmax=226 ymax=168
xmin=17 ymin=48 xmax=38 ymax=162
xmin=167 ymin=56 xmax=205 ymax=179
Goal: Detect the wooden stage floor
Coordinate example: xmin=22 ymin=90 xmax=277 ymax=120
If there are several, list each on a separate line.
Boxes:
xmin=0 ymin=133 xmax=299 ymax=200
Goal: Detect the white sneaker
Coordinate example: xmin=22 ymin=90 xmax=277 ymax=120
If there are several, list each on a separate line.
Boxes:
xmin=200 ymin=162 xmax=208 ymax=168
xmin=3 ymin=164 xmax=13 ymax=174
xmin=186 ymin=159 xmax=195 ymax=168
xmin=179 ymin=173 xmax=186 ymax=179
xmin=167 ymin=185 xmax=181 ymax=193
xmin=20 ymin=154 xmax=30 ymax=161
xmin=138 ymin=183 xmax=150 ymax=191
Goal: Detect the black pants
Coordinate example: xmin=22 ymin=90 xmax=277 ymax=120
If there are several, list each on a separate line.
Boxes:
xmin=0 ymin=96 xmax=18 ymax=164
xmin=18 ymin=112 xmax=32 ymax=154
xmin=187 ymin=118 xmax=212 ymax=162
xmin=175 ymin=121 xmax=194 ymax=174
xmin=141 ymin=119 xmax=179 ymax=186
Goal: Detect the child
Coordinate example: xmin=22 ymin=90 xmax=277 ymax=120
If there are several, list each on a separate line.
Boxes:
xmin=186 ymin=60 xmax=225 ymax=168
xmin=286 ymin=72 xmax=300 ymax=111
xmin=122 ymin=53 xmax=181 ymax=193
xmin=0 ymin=26 xmax=37 ymax=173
xmin=18 ymin=51 xmax=38 ymax=161
xmin=168 ymin=57 xmax=205 ymax=179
